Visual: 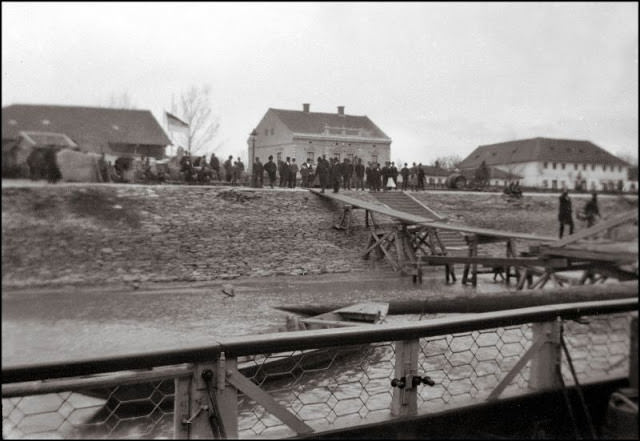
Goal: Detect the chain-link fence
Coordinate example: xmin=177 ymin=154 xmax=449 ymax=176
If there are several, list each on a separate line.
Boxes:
xmin=3 ymin=309 xmax=634 ymax=439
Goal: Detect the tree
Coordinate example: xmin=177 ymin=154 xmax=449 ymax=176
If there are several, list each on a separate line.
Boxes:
xmin=107 ymin=91 xmax=136 ymax=109
xmin=173 ymin=85 xmax=221 ymax=156
xmin=432 ymin=154 xmax=462 ymax=170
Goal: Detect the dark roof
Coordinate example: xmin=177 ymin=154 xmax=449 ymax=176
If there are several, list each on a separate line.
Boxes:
xmin=2 ymin=104 xmax=171 ymax=154
xmin=269 ymin=108 xmax=391 ymax=140
xmin=458 ymin=137 xmax=629 ymax=169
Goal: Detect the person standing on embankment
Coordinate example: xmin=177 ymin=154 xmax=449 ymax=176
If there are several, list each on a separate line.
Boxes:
xmin=558 ymin=189 xmax=574 ymax=238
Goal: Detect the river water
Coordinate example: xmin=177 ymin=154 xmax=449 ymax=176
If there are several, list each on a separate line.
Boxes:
xmin=1 ymin=270 xmax=512 ymax=439
xmin=2 ymin=269 xmax=503 ymax=366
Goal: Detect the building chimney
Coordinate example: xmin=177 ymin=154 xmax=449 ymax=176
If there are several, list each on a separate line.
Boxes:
xmin=303 ymin=103 xmax=310 ymax=113
xmin=337 ymin=106 xmax=345 ymax=115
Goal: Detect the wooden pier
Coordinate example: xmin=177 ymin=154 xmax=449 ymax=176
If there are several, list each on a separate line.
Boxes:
xmin=311 ymin=189 xmax=638 ymax=288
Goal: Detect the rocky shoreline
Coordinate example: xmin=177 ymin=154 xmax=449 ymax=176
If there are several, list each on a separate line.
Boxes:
xmin=2 ymin=182 xmax=636 ymax=289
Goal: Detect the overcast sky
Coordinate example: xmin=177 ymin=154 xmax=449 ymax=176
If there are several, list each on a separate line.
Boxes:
xmin=2 ymin=2 xmax=638 ymax=164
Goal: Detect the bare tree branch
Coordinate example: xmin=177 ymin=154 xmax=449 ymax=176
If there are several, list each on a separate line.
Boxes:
xmin=107 ymin=91 xmax=136 ymax=109
xmin=177 ymin=85 xmax=221 ymax=155
xmin=432 ymin=154 xmax=462 ymax=169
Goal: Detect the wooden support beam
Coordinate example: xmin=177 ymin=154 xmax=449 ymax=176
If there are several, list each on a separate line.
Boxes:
xmin=225 ymin=367 xmax=313 ymax=435
xmin=549 ymin=209 xmax=638 ymax=248
xmin=417 ymin=256 xmax=544 ymax=266
xmin=174 ymin=375 xmax=192 ymax=439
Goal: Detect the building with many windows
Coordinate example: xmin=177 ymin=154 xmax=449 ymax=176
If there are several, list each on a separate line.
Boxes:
xmin=458 ymin=137 xmax=632 ymax=191
xmin=247 ymin=104 xmax=391 ymax=172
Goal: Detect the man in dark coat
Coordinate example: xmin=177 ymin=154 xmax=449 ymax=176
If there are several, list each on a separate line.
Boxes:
xmin=280 ymin=157 xmax=290 ymax=188
xmin=253 ymin=157 xmax=264 ymax=188
xmin=288 ymin=158 xmax=298 ymax=188
xmin=558 ymin=190 xmax=574 ymax=238
xmin=316 ymin=156 xmax=330 ymax=193
xmin=417 ymin=164 xmax=425 ymax=190
xmin=370 ymin=163 xmax=381 ymax=192
xmin=354 ymin=158 xmax=365 ymax=191
xmin=390 ymin=162 xmax=399 ymax=189
xmin=209 ymin=153 xmax=221 ymax=181
xmin=264 ymin=155 xmax=277 ymax=188
xmin=381 ymin=162 xmax=390 ymax=190
xmin=400 ymin=163 xmax=410 ymax=191
xmin=223 ymin=155 xmax=233 ymax=183
xmin=583 ymin=192 xmax=600 ymax=227
xmin=330 ymin=158 xmax=342 ymax=193
xmin=341 ymin=158 xmax=352 ymax=190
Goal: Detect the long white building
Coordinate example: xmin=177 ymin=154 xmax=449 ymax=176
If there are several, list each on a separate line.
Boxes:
xmin=458 ymin=137 xmax=633 ymax=192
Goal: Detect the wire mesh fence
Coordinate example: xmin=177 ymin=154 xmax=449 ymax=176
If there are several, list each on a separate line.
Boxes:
xmin=2 ymin=310 xmax=633 ymax=439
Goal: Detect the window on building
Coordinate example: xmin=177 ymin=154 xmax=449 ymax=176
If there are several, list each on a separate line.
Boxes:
xmin=334 ymin=152 xmax=340 ymax=161
xmin=618 ymin=166 xmax=622 ymax=172
xmin=574 ymin=164 xmax=578 ymax=170
xmin=347 ymin=153 xmax=354 ymax=162
xmin=591 ymin=164 xmax=595 ymax=170
xmin=561 ymin=163 xmax=566 ymax=170
xmin=371 ymin=154 xmax=378 ymax=164
xmin=544 ymin=162 xmax=548 ymax=169
xmin=307 ymin=152 xmax=314 ymax=161
xmin=561 ymin=180 xmax=565 ymax=189
xmin=551 ymin=180 xmax=557 ymax=189
xmin=542 ymin=180 xmax=548 ymax=188
xmin=583 ymin=164 xmax=587 ymax=170
xmin=603 ymin=165 xmax=607 ymax=172
xmin=276 ymin=152 xmax=282 ymax=162
xmin=553 ymin=162 xmax=557 ymax=169
xmin=270 ymin=128 xmax=274 ymax=135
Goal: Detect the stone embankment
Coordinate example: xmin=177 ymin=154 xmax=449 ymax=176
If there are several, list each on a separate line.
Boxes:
xmin=3 ymin=183 xmax=637 ymax=288
xmin=2 ymin=185 xmax=373 ymax=287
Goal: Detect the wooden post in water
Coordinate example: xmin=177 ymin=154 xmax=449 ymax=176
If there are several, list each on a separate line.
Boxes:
xmin=528 ymin=320 xmax=562 ymax=391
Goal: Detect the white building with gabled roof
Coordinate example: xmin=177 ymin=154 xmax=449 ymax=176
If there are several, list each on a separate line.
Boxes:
xmin=247 ymin=103 xmax=392 ymax=172
xmin=458 ymin=137 xmax=632 ymax=192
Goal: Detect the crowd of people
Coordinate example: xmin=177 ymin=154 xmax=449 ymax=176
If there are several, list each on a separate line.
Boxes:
xmin=250 ymin=154 xmax=437 ymax=193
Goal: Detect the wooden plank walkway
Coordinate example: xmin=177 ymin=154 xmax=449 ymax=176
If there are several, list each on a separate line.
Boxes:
xmin=310 ymin=189 xmax=557 ymax=242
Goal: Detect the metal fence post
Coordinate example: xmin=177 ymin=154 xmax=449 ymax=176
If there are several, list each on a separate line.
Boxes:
xmin=391 ymin=339 xmax=420 ymax=417
xmin=528 ymin=320 xmax=562 ymax=390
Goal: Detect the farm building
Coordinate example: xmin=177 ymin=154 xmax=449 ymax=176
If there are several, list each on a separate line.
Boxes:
xmin=247 ymin=104 xmax=391 ymax=172
xmin=458 ymin=137 xmax=632 ymax=191
xmin=2 ymin=104 xmax=171 ymax=171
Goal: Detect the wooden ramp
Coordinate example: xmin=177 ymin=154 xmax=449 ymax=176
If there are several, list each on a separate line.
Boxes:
xmin=309 ymin=189 xmax=557 ymax=242
xmin=371 ymin=191 xmax=447 ymax=221
xmin=310 ymin=190 xmax=637 ymax=289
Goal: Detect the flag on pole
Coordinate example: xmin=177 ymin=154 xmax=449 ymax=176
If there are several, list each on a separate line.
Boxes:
xmin=165 ymin=111 xmax=190 ymax=135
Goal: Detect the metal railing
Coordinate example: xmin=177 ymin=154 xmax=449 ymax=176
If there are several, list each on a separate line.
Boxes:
xmin=2 ymin=298 xmax=636 ymax=439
